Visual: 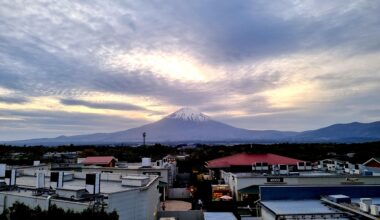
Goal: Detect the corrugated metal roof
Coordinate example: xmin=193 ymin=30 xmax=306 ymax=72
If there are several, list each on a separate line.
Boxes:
xmin=261 ymin=200 xmax=340 ymax=215
xmin=206 ymin=153 xmax=303 ymax=168
xmin=82 ymin=156 xmax=116 ymax=165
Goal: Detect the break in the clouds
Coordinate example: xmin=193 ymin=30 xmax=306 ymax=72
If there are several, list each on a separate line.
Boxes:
xmin=1 ymin=0 xmax=380 ymax=140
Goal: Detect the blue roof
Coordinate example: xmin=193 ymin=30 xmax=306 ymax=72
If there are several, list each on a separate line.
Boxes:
xmin=260 ymin=185 xmax=380 ymax=201
xmin=204 ymin=212 xmax=237 ymax=220
xmin=261 ymin=200 xmax=339 ymax=215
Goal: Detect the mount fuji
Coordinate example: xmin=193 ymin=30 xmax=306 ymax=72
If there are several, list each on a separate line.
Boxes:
xmin=2 ymin=108 xmax=295 ymax=146
xmin=3 ymin=108 xmax=380 ymax=146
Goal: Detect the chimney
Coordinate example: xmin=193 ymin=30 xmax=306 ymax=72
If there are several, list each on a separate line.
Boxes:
xmin=50 ymin=171 xmax=64 ymax=188
xmin=85 ymin=173 xmax=100 ymax=194
xmin=5 ymin=169 xmax=16 ymax=186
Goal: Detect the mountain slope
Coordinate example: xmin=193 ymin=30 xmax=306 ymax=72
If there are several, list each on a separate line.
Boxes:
xmin=2 ymin=108 xmax=380 ymax=145
xmin=294 ymin=121 xmax=380 ymax=142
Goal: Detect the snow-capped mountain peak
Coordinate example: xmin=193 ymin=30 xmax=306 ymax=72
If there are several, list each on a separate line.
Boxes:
xmin=166 ymin=107 xmax=211 ymax=122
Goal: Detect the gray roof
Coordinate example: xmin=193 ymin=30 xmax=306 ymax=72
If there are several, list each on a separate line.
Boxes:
xmin=15 ymin=175 xmax=156 ymax=194
xmin=261 ymin=200 xmax=341 ymax=215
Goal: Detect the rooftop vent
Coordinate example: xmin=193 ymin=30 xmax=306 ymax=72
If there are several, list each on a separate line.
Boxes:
xmin=327 ymin=194 xmax=351 ymax=203
xmin=5 ymin=169 xmax=16 ymax=186
xmin=50 ymin=171 xmax=64 ymax=189
xmin=85 ymin=173 xmax=100 ymax=194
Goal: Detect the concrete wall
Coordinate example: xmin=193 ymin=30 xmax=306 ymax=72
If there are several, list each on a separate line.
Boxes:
xmin=17 ymin=165 xmax=49 ymax=176
xmin=81 ymin=167 xmax=170 ymax=185
xmin=107 ymin=179 xmax=160 ymax=220
xmin=0 ymin=193 xmax=89 ymax=214
xmin=167 ymin=188 xmax=191 ymax=199
xmin=260 ymin=206 xmax=275 ymax=220
xmin=74 ymin=172 xmax=122 ymax=181
xmin=157 ymin=210 xmax=204 ymax=220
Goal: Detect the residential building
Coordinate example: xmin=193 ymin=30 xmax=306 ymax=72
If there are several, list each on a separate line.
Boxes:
xmin=206 ymin=153 xmax=303 ymax=179
xmin=363 ymin=157 xmax=380 ymax=168
xmin=82 ymin=156 xmax=117 ymax=167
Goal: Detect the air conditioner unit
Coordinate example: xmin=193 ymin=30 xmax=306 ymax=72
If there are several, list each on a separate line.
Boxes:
xmin=305 ymin=162 xmax=312 ymax=170
xmin=360 ymin=202 xmax=370 ymax=212
xmin=297 ymin=162 xmax=305 ymax=171
xmin=142 ymin=158 xmax=151 ymax=167
xmin=361 ymin=198 xmax=372 ymax=205
xmin=360 ymin=198 xmax=372 ymax=213
xmin=370 ymin=204 xmax=379 ymax=216
xmin=262 ymin=162 xmax=269 ymax=171
xmin=255 ymin=162 xmax=262 ymax=171
xmin=279 ymin=164 xmax=289 ymax=175
xmin=271 ymin=165 xmax=280 ymax=175
xmin=254 ymin=162 xmax=269 ymax=171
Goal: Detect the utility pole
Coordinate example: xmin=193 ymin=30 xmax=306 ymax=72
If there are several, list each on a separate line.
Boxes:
xmin=142 ymin=132 xmax=146 ymax=146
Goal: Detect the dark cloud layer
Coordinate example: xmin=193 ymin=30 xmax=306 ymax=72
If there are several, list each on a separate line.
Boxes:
xmin=0 ymin=96 xmax=28 ymax=104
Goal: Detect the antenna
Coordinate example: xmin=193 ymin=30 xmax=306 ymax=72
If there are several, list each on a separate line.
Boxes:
xmin=142 ymin=132 xmax=146 ymax=146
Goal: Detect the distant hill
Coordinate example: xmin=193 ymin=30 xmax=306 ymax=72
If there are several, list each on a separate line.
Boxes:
xmin=293 ymin=121 xmax=380 ymax=143
xmin=2 ymin=108 xmax=380 ymax=146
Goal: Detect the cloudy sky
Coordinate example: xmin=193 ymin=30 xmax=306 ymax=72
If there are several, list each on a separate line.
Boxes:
xmin=1 ymin=0 xmax=380 ymax=140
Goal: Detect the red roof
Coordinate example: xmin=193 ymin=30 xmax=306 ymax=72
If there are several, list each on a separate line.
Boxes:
xmin=82 ymin=156 xmax=116 ymax=165
xmin=206 ymin=153 xmax=303 ymax=168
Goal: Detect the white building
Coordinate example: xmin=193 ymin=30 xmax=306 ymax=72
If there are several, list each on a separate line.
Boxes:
xmin=0 ymin=164 xmax=161 ymax=220
xmin=221 ymin=170 xmax=380 ymax=202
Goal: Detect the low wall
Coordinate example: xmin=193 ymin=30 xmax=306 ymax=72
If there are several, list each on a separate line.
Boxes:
xmin=157 ymin=210 xmax=204 ymax=220
xmin=168 ymin=188 xmax=191 ymax=199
